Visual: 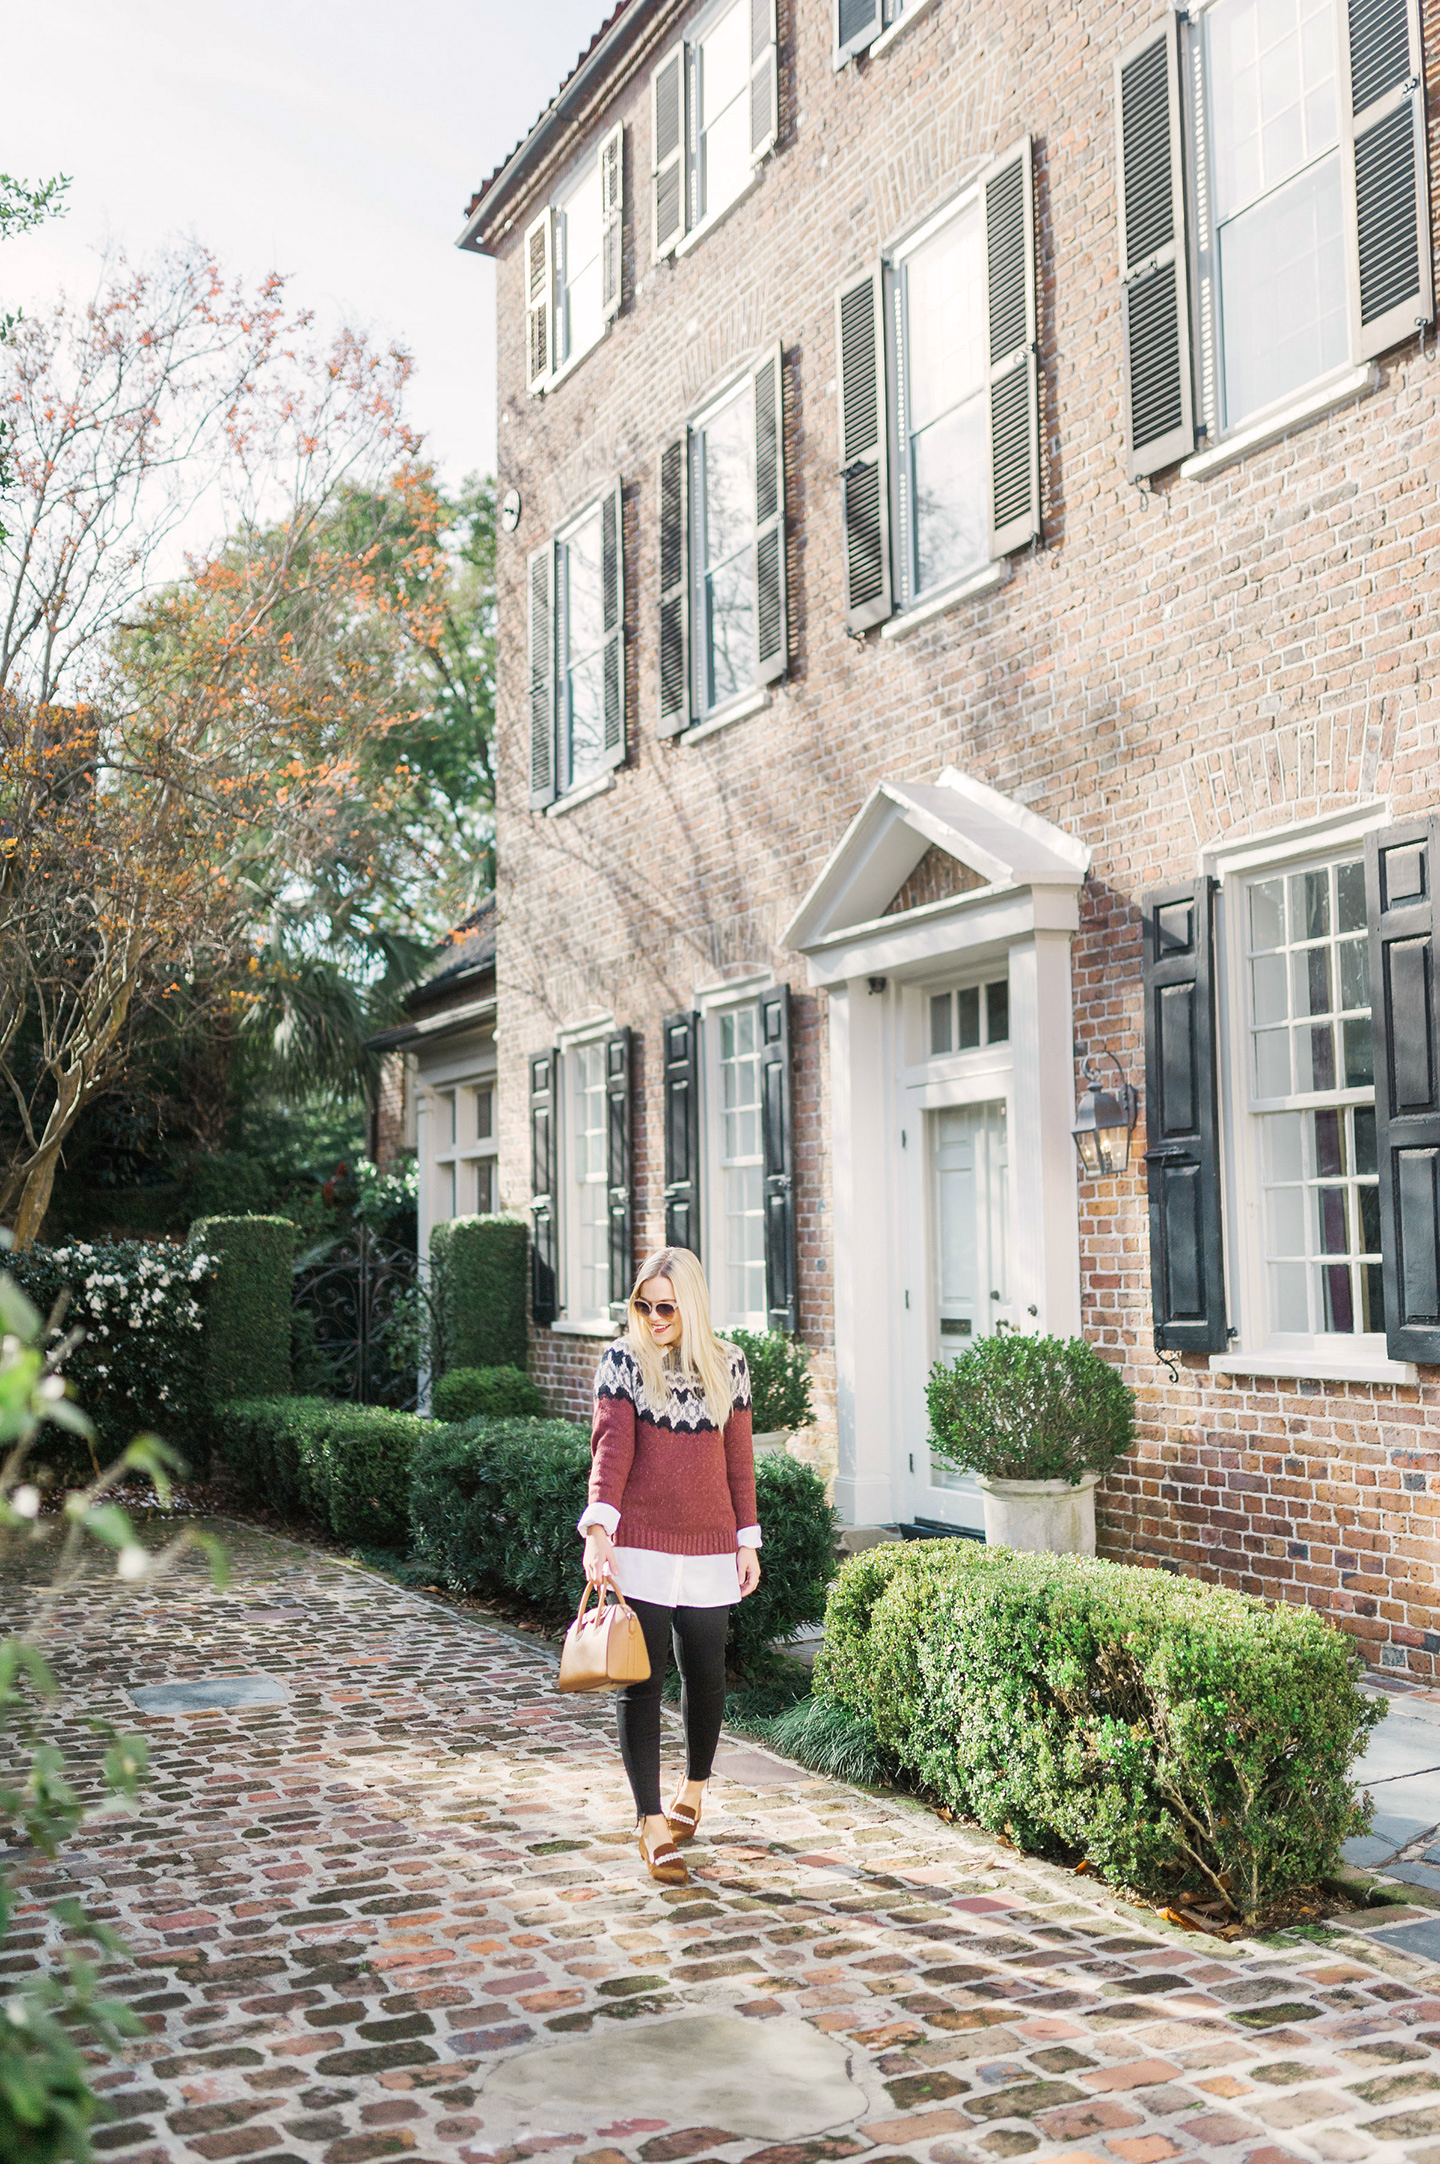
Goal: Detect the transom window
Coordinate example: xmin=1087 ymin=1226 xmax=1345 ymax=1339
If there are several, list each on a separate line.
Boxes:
xmin=570 ymin=1042 xmax=610 ymax=1320
xmin=557 ymin=504 xmax=607 ymax=792
xmin=693 ymin=382 xmax=756 ymax=715
xmin=894 ymin=198 xmax=988 ymax=603
xmin=1245 ymin=855 xmax=1381 ymax=1336
xmin=929 ymin=977 xmax=1010 ymax=1056
xmin=1200 ymin=0 xmax=1348 ymax=426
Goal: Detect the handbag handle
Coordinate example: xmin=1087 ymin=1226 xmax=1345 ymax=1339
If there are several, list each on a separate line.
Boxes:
xmin=574 ymin=1578 xmax=621 ymax=1626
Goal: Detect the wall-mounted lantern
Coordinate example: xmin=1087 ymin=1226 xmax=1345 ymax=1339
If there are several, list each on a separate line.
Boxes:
xmin=1071 ymin=1050 xmax=1138 ymax=1177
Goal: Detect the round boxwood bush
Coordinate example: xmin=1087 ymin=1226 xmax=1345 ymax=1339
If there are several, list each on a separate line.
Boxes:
xmin=926 ymin=1331 xmax=1134 ymax=1483
xmin=727 ymin=1328 xmax=815 ymax=1432
xmin=432 ymin=1364 xmax=543 ymax=1422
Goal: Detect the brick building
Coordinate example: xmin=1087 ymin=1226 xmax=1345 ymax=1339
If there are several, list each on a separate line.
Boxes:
xmin=459 ymin=0 xmax=1440 ymax=1670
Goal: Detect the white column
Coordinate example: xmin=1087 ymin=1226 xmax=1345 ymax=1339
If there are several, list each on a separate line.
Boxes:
xmin=1008 ymin=926 xmax=1082 ymax=1339
xmin=829 ymin=979 xmax=899 ymax=1528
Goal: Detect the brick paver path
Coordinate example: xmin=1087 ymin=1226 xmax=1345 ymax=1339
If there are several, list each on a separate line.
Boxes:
xmin=13 ymin=1520 xmax=1440 ymax=2164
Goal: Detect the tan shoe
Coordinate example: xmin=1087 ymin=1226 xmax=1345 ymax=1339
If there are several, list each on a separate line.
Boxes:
xmin=638 ymin=1824 xmax=689 ymax=1886
xmin=666 ymin=1787 xmax=702 ymax=1845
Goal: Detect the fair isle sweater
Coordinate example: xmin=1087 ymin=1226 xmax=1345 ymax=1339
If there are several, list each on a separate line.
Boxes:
xmin=587 ymin=1341 xmax=757 ymax=1556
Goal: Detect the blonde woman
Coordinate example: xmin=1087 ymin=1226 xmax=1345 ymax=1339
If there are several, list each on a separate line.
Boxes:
xmin=578 ymin=1246 xmax=761 ymax=1887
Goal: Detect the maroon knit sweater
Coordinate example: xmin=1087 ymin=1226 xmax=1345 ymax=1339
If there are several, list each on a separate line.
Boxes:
xmin=588 ymin=1341 xmax=757 ymax=1556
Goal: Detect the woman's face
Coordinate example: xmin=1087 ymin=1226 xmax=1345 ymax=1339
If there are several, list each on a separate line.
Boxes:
xmin=637 ymin=1275 xmax=683 ymax=1350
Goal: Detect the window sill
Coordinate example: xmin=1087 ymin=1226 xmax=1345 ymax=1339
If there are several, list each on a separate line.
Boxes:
xmin=1179 ymin=364 xmax=1379 ymax=481
xmin=674 ymin=166 xmax=764 ymax=259
xmin=680 ymin=685 xmax=769 ymax=744
xmin=1210 ymin=1350 xmax=1419 ymax=1387
xmin=869 ymin=0 xmax=940 ymax=59
xmin=544 ymin=770 xmax=616 ymax=817
xmin=880 ymin=559 xmax=1007 ymax=639
xmin=534 ymin=322 xmax=609 ymax=400
xmin=550 ymin=1318 xmax=617 ymax=1339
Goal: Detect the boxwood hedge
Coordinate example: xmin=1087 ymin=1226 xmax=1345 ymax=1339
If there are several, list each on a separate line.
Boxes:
xmin=222 ymin=1396 xmax=423 ymax=1546
xmin=431 ymin=1365 xmax=543 ymax=1422
xmin=815 ymin=1538 xmax=1383 ymax=1923
xmin=429 ymin=1216 xmax=527 ymax=1376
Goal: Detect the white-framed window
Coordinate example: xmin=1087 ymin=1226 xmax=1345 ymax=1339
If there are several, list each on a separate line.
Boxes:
xmin=713 ymin=1003 xmax=768 ymax=1329
xmin=892 ymin=194 xmax=989 ymax=606
xmin=524 ymin=127 xmax=622 ymax=397
xmin=1224 ymin=847 xmax=1383 ymax=1349
xmin=429 ymin=1080 xmax=499 ymax=1224
xmin=928 ymin=975 xmax=1011 ymax=1057
xmin=566 ymin=1038 xmax=612 ymax=1323
xmin=693 ymin=378 xmax=757 ymax=717
xmin=650 ymin=3 xmax=777 ymax=260
xmin=835 ymin=0 xmax=935 ymax=66
xmin=1116 ymin=0 xmax=1430 ymax=478
xmin=556 ymin=498 xmax=609 ymax=794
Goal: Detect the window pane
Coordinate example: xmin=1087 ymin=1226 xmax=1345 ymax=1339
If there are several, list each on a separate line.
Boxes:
xmin=699 ymin=2 xmax=750 ymax=218
xmin=906 ymin=207 xmax=985 ymax=431
xmin=957 ymin=986 xmax=981 ymax=1049
xmin=476 ymin=1088 xmax=494 ymax=1141
xmin=567 ymin=650 xmax=606 ymax=786
xmin=1291 ymin=866 xmax=1330 ymax=942
xmin=911 ymin=399 xmax=987 ymax=597
xmin=1249 ymin=878 xmax=1286 ymax=951
xmin=573 ymin=1042 xmax=609 ymax=1316
xmin=1251 ymin=952 xmax=1288 ymax=1024
xmin=563 ymin=509 xmax=607 ymax=789
xmin=1271 ymin=1260 xmax=1309 ymax=1330
xmin=437 ymin=1162 xmax=456 ymax=1222
xmin=1336 ymin=858 xmax=1366 ymax=933
xmin=705 ymin=549 xmax=755 ymax=708
xmin=718 ymin=1006 xmax=765 ymax=1326
xmin=477 ymin=1160 xmax=496 ymax=1215
xmin=986 ymin=979 xmax=1009 ymax=1043
xmin=1218 ymin=154 xmax=1347 ymax=423
xmin=1338 ymin=937 xmax=1369 ymax=1011
xmin=1207 ymin=0 xmax=1338 ymax=222
xmin=698 ymin=386 xmax=756 ymax=714
xmin=702 ymin=392 xmax=753 ymax=571
xmin=565 ymin=509 xmax=605 ymax=658
xmin=559 ymin=166 xmax=603 ymax=360
xmin=1254 ymin=1027 xmax=1292 ymax=1096
xmin=930 ymin=994 xmax=952 ymax=1056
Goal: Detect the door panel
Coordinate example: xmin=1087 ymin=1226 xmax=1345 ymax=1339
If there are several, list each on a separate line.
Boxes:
xmin=928 ymin=1100 xmax=1009 ymax=1504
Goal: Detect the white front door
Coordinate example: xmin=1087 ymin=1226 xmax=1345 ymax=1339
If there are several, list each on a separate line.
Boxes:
xmin=910 ymin=1098 xmax=1011 ymax=1526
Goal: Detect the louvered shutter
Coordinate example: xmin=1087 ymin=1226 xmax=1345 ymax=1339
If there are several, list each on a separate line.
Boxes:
xmin=835 ymin=0 xmax=881 ymax=66
xmin=600 ymin=479 xmax=625 ymax=769
xmin=600 ymin=124 xmax=624 ymax=321
xmin=1365 ymin=820 xmax=1440 ymax=1362
xmin=761 ymin=988 xmax=798 ymax=1333
xmin=750 ymin=0 xmax=778 ymax=163
xmin=753 ymin=345 xmax=788 ymax=686
xmin=530 ymin=1049 xmax=559 ymax=1326
xmin=651 ymin=43 xmax=686 ymax=258
xmin=663 ymin=1011 xmax=702 ymax=1255
xmin=1115 ymin=17 xmax=1194 ymax=480
xmin=524 ymin=209 xmax=553 ymax=394
xmin=981 ymin=136 xmax=1040 ymax=557
xmin=527 ymin=541 xmax=556 ymax=810
xmin=657 ymin=435 xmax=690 ymax=735
xmin=605 ymin=1028 xmax=633 ymax=1319
xmin=1341 ymin=0 xmax=1432 ymax=363
xmin=836 ymin=267 xmax=892 ymax=632
xmin=1142 ymin=880 xmax=1228 ymax=1352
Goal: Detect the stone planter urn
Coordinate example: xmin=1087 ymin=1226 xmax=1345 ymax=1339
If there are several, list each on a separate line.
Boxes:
xmin=974 ymin=1470 xmax=1101 ymax=1556
xmin=751 ymin=1429 xmax=789 ymax=1456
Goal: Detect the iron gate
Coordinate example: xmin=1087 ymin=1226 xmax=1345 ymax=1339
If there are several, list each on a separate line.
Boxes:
xmin=291 ymin=1227 xmax=434 ymax=1410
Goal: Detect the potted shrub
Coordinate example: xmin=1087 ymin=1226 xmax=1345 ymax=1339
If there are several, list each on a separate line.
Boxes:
xmin=727 ymin=1328 xmax=815 ymax=1453
xmin=925 ymin=1332 xmax=1135 ymax=1555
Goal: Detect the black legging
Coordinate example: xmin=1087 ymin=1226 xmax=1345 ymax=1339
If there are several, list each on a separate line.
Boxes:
xmin=616 ymin=1598 xmax=729 ymax=1820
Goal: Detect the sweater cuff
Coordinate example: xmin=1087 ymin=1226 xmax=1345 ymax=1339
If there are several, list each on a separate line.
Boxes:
xmin=736 ymin=1525 xmax=762 ymax=1549
xmin=578 ymin=1502 xmax=620 ymax=1537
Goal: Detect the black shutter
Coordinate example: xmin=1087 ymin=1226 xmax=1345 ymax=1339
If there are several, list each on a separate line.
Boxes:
xmin=1115 ymin=15 xmax=1194 ymax=479
xmin=1366 ymin=820 xmax=1440 ymax=1362
xmin=606 ymin=1028 xmax=633 ymax=1321
xmin=981 ymin=136 xmax=1041 ymax=557
xmin=662 ymin=1010 xmax=701 ymax=1255
xmin=657 ymin=435 xmax=689 ymax=736
xmin=651 ymin=43 xmax=686 ymax=259
xmin=761 ymin=987 xmax=797 ymax=1333
xmin=1142 ymin=880 xmax=1227 ymax=1352
xmin=753 ymin=345 xmax=787 ymax=685
xmin=750 ymin=0 xmax=777 ymax=163
xmin=835 ymin=0 xmax=881 ymax=65
xmin=1343 ymin=0 xmax=1432 ymax=362
xmin=836 ymin=267 xmax=892 ymax=632
xmin=529 ymin=1049 xmax=559 ymax=1325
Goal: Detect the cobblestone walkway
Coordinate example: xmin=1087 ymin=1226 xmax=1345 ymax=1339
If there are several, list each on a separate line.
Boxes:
xmin=14 ymin=1521 xmax=1440 ymax=2164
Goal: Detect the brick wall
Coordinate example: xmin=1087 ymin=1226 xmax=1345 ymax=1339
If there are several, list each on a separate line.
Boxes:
xmin=479 ymin=0 xmax=1440 ymax=1672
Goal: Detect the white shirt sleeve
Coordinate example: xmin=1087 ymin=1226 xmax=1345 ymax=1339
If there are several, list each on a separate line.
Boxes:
xmin=736 ymin=1525 xmax=762 ymax=1548
xmin=577 ymin=1501 xmax=621 ymax=1537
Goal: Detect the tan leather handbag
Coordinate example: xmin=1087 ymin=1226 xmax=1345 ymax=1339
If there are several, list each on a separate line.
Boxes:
xmin=557 ymin=1580 xmax=651 ymax=1693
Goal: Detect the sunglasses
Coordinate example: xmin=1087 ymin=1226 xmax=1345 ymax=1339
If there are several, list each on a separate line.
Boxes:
xmin=633 ymin=1299 xmax=679 ymax=1320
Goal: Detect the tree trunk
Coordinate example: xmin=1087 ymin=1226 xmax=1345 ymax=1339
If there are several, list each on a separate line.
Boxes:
xmin=10 ymin=1146 xmax=62 ymax=1249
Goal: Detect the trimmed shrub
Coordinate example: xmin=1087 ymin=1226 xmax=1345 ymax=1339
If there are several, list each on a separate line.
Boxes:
xmin=222 ymin=1397 xmax=424 ymax=1546
xmin=815 ymin=1539 xmax=1384 ymax=1922
xmin=408 ymin=1419 xmax=837 ymax=1669
xmin=431 ymin=1365 xmax=544 ymax=1422
xmin=926 ymin=1331 xmax=1135 ymax=1482
xmin=191 ymin=1215 xmax=296 ymax=1409
xmin=5 ymin=1237 xmax=214 ymax=1464
xmin=430 ymin=1216 xmax=527 ymax=1376
xmin=727 ymin=1329 xmax=815 ymax=1433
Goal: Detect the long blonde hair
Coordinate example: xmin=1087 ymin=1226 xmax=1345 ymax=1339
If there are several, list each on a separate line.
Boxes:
xmin=625 ymin=1246 xmax=735 ymax=1428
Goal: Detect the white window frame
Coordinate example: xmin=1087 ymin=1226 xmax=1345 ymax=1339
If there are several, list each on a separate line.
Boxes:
xmin=555 ymin=493 xmax=610 ymax=798
xmin=1184 ymin=0 xmax=1360 ymax=448
xmin=697 ymin=974 xmax=772 ymax=1334
xmin=690 ymin=370 xmax=759 ymax=723
xmin=557 ymin=1025 xmax=613 ymax=1331
xmin=886 ymin=179 xmax=991 ymax=617
xmin=667 ymin=0 xmax=776 ymax=261
xmin=526 ymin=127 xmax=620 ymax=397
xmin=1211 ymin=806 xmax=1417 ymax=1383
xmin=415 ymin=1038 xmax=499 ymax=1279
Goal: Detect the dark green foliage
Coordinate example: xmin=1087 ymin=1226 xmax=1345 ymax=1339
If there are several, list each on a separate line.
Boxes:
xmin=816 ymin=1540 xmax=1384 ymax=1922
xmin=190 ymin=1216 xmax=296 ymax=1410
xmin=926 ymin=1331 xmax=1135 ymax=1482
xmin=408 ymin=1422 xmax=837 ymax=1672
xmin=748 ymin=1693 xmax=896 ymax=1788
xmin=431 ymin=1365 xmax=543 ymax=1422
xmin=727 ymin=1329 xmax=815 ymax=1432
xmin=185 ymin=1150 xmax=280 ymax=1222
xmin=221 ymin=1397 xmax=423 ymax=1545
xmin=429 ymin=1216 xmax=527 ymax=1376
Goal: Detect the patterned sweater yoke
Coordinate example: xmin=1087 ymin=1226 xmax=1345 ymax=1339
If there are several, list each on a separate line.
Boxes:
xmin=587 ymin=1340 xmax=757 ymax=1557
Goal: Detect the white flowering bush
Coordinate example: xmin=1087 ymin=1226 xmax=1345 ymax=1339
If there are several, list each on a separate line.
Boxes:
xmin=4 ymin=1241 xmax=215 ymax=1463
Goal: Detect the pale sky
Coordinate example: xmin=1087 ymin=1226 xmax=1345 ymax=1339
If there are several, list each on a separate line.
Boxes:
xmin=4 ymin=0 xmax=610 ymax=490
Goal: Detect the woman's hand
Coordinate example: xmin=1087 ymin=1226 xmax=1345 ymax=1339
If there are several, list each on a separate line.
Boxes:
xmin=583 ymin=1525 xmax=617 ymax=1587
xmin=737 ymin=1546 xmax=761 ymax=1597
